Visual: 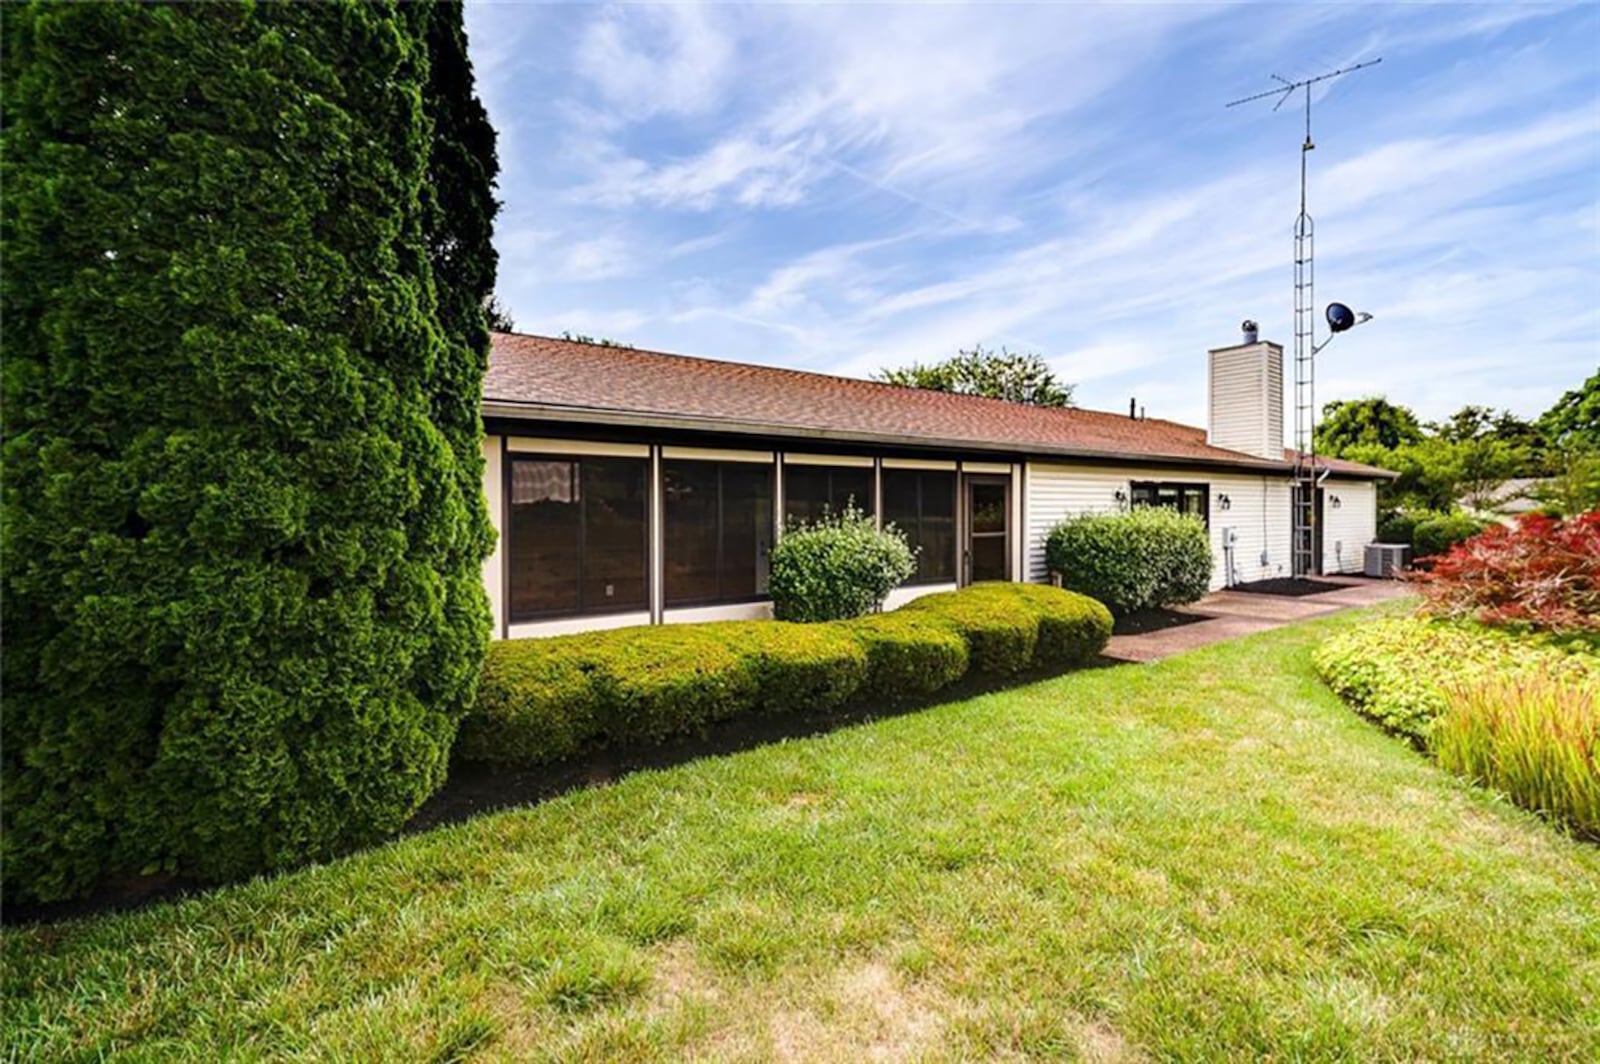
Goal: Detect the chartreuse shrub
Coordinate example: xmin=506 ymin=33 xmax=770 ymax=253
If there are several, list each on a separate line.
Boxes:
xmin=1045 ymin=507 xmax=1212 ymax=615
xmin=459 ymin=584 xmax=1110 ymax=766
xmin=841 ymin=612 xmax=969 ymax=701
xmin=1430 ymin=675 xmax=1598 ymax=838
xmin=1 ymin=3 xmax=498 ymax=901
xmin=709 ymin=622 xmax=869 ymax=717
xmin=1313 ymin=616 xmax=1599 ymax=745
xmin=903 ymin=581 xmax=1113 ymax=673
xmin=768 ymin=507 xmax=916 ymax=622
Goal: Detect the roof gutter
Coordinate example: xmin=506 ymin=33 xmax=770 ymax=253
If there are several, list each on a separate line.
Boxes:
xmin=480 ymin=399 xmax=1307 ymax=476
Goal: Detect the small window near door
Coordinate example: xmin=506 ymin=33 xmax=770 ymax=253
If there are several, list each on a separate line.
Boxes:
xmin=1130 ymin=481 xmax=1210 ymax=527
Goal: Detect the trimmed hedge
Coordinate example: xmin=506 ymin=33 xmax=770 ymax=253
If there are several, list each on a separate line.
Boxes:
xmin=704 ymin=622 xmax=868 ymax=717
xmin=459 ymin=583 xmax=1111 ymax=766
xmin=1045 ymin=508 xmax=1212 ymax=615
xmin=901 ymin=586 xmax=1037 ymax=673
xmin=902 ymin=581 xmax=1113 ymax=673
xmin=842 ymin=613 xmax=969 ymax=701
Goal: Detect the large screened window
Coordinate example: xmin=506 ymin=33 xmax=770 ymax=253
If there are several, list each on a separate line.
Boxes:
xmin=782 ymin=462 xmax=875 ymax=526
xmin=882 ymin=468 xmax=957 ymax=585
xmin=664 ymin=459 xmax=775 ymax=607
xmin=508 ymin=455 xmax=649 ymax=621
xmin=1131 ymin=481 xmax=1210 ymax=527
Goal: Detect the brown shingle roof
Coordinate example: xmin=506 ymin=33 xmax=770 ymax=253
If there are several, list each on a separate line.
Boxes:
xmin=484 ymin=332 xmax=1393 ymax=477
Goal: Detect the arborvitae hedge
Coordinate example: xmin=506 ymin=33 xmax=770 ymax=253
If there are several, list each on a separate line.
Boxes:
xmin=1 ymin=2 xmax=498 ymax=901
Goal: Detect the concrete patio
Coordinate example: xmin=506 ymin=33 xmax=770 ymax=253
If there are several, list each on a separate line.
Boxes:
xmin=1103 ymin=575 xmax=1416 ymax=663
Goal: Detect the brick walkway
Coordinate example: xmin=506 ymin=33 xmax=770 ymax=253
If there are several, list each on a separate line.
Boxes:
xmin=1103 ymin=576 xmax=1415 ymax=663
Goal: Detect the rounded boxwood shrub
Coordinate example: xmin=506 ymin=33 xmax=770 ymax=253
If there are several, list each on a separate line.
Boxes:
xmin=716 ymin=622 xmax=869 ymax=716
xmin=967 ymin=582 xmax=1113 ymax=667
xmin=901 ymin=585 xmax=1040 ymax=673
xmin=1377 ymin=509 xmax=1424 ymax=547
xmin=1044 ymin=508 xmax=1212 ymax=615
xmin=768 ymin=507 xmax=916 ymax=622
xmin=460 ymin=584 xmax=1110 ymax=768
xmin=456 ymin=639 xmax=605 ymax=766
xmin=598 ymin=627 xmax=762 ymax=745
xmin=842 ymin=612 xmax=970 ymax=701
xmin=1 ymin=3 xmax=499 ymax=901
xmin=1413 ymin=511 xmax=1492 ymax=559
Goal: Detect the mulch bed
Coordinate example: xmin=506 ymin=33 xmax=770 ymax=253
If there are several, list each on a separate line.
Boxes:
xmin=1227 ymin=578 xmax=1348 ymax=598
xmin=1112 ymin=608 xmax=1208 ymax=636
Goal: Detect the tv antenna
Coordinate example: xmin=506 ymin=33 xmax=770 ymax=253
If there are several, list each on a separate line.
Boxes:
xmin=1227 ymin=58 xmax=1380 ymax=579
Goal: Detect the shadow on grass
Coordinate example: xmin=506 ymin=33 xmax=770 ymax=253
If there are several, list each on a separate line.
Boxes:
xmin=4 ymin=658 xmax=1125 ymax=928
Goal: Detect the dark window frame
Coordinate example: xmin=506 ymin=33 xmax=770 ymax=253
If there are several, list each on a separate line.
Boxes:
xmin=781 ymin=461 xmax=876 ymax=526
xmin=506 ymin=452 xmax=651 ymax=623
xmin=1129 ymin=480 xmax=1211 ymax=528
xmin=663 ymin=458 xmax=776 ymax=609
xmin=883 ymin=467 xmax=958 ymax=586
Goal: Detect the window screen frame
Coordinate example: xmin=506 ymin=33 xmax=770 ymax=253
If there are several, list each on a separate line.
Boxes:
xmin=662 ymin=458 xmax=777 ymax=609
xmin=781 ymin=461 xmax=877 ymax=527
xmin=882 ymin=467 xmax=959 ymax=586
xmin=505 ymin=452 xmax=652 ymax=623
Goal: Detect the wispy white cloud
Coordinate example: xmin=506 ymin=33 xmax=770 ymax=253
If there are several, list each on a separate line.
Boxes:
xmin=465 ymin=1 xmax=1600 ymax=428
xmin=573 ymin=4 xmax=734 ymax=122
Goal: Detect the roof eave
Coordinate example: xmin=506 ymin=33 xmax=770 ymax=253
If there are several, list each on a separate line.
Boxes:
xmin=481 ymin=399 xmax=1299 ymax=475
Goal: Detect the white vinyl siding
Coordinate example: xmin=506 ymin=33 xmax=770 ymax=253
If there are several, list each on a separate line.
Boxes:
xmin=1207 ymin=342 xmax=1283 ymax=461
xmin=1321 ymin=480 xmax=1378 ymax=574
xmin=1025 ymin=462 xmax=1293 ymax=591
xmin=482 ymin=435 xmax=505 ymax=637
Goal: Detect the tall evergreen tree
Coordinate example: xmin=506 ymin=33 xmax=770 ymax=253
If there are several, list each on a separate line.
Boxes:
xmin=2 ymin=1 xmax=499 ymax=901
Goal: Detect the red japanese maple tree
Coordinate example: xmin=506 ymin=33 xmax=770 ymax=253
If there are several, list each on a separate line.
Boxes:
xmin=1412 ymin=511 xmax=1600 ymax=631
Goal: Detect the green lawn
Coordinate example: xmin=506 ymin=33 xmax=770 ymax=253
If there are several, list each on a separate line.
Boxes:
xmin=6 ymin=607 xmax=1599 ymax=1061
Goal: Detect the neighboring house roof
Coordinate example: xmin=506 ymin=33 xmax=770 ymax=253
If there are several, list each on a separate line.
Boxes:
xmin=485 ymin=332 xmax=1395 ymax=478
xmin=1470 ymin=476 xmax=1551 ymax=514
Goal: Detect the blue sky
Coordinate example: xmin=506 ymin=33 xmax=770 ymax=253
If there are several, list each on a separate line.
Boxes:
xmin=464 ymin=2 xmax=1599 ymax=430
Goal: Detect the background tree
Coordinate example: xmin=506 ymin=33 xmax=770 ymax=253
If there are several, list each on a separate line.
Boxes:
xmin=875 ymin=345 xmax=1075 ymax=407
xmin=1314 ymin=397 xmax=1424 ymax=454
xmin=483 ymin=294 xmax=515 ymax=332
xmin=2 ymin=1 xmax=498 ymax=901
xmin=1428 ymin=404 xmax=1497 ymax=444
xmin=1538 ymin=372 xmax=1600 ymax=452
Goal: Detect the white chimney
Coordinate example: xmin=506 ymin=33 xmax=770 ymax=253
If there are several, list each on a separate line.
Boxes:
xmin=1207 ymin=320 xmax=1283 ymax=461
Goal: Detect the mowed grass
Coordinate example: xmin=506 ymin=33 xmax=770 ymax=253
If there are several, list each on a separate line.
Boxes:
xmin=5 ymin=607 xmax=1599 ymax=1061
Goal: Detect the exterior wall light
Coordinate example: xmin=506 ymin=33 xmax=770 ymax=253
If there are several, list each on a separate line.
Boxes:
xmin=1114 ymin=489 xmax=1127 ymax=505
xmin=1330 ymin=495 xmax=1342 ymax=509
xmin=1217 ymin=493 xmax=1232 ymax=510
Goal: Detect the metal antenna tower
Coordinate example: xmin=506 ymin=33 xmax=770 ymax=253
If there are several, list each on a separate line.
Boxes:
xmin=1228 ymin=58 xmax=1380 ymax=578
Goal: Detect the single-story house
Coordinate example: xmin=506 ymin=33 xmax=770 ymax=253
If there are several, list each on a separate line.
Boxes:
xmin=479 ymin=326 xmax=1395 ymax=639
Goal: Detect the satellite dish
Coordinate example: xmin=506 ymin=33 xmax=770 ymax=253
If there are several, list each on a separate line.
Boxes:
xmin=1326 ymin=302 xmax=1356 ymax=333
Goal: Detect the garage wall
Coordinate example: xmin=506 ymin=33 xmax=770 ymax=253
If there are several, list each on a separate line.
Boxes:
xmin=1321 ymin=479 xmax=1378 ymax=575
xmin=1025 ymin=462 xmax=1293 ymax=591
